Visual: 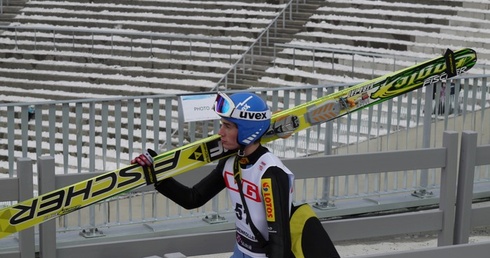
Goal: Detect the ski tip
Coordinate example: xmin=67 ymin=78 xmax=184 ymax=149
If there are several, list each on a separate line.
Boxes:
xmin=444 ymin=48 xmax=457 ymax=78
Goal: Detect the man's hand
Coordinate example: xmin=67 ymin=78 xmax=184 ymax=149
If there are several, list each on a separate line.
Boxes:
xmin=131 ymin=149 xmax=158 ymax=167
xmin=131 ymin=149 xmax=158 ymax=185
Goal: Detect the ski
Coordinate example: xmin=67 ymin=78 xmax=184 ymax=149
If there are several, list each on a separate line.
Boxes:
xmin=0 ymin=48 xmax=477 ymax=239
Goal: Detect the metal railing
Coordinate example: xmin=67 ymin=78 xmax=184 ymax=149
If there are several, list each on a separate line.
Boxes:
xmin=0 ymin=0 xmax=297 ymax=95
xmin=0 ymin=25 xmax=238 ymax=62
xmin=272 ymin=43 xmax=490 ymax=80
xmin=0 ymin=0 xmax=7 ymax=15
xmin=212 ymin=0 xmax=300 ymax=91
xmin=0 ymin=75 xmax=489 ymax=233
xmin=1 ymin=131 xmax=489 ymax=257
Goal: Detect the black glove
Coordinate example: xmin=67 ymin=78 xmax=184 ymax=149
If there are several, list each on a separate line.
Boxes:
xmin=131 ymin=149 xmax=158 ymax=185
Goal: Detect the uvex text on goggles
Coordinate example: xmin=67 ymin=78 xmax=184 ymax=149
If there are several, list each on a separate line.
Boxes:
xmin=214 ymin=92 xmax=271 ymax=121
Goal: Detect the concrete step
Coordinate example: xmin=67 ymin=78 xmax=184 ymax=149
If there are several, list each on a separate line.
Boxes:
xmin=0 ymin=56 xmax=225 ymax=80
xmin=460 ymin=1 xmax=490 ymax=9
xmin=0 ymin=73 xmax=216 ymax=96
xmin=0 ymin=87 xmax=74 ymax=101
xmin=36 ymin=0 xmax=284 ymax=12
xmin=304 ymin=24 xmax=416 ymax=42
xmin=17 ymin=10 xmax=274 ymax=30
xmin=307 ymin=18 xmax=441 ymax=34
xmin=365 ymin=0 xmax=463 ymax=7
xmin=11 ymin=16 xmax=264 ymax=38
xmin=321 ymin=0 xmax=459 ymax=16
xmin=293 ymin=33 xmax=410 ymax=52
xmin=1 ymin=31 xmax=247 ymax=54
xmin=0 ymin=43 xmax=242 ymax=64
xmin=0 ymin=15 xmax=18 ymax=24
xmin=25 ymin=1 xmax=280 ymax=19
xmin=0 ymin=49 xmax=233 ymax=74
xmin=305 ymin=12 xmax=490 ymax=49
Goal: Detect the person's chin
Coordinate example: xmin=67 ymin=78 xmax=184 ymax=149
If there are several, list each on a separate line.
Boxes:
xmin=221 ymin=141 xmax=230 ymax=149
xmin=222 ymin=142 xmax=238 ymax=151
xmin=223 ymin=144 xmax=234 ymax=150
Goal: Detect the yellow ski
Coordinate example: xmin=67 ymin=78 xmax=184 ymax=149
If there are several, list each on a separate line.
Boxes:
xmin=0 ymin=48 xmax=477 ymax=239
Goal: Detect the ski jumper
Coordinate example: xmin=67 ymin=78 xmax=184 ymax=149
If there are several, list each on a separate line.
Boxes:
xmin=155 ymin=146 xmax=295 ymax=258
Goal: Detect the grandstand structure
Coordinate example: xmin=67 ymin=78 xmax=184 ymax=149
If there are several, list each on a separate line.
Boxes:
xmin=0 ymin=1 xmax=489 ymax=257
xmin=263 ymin=0 xmax=490 ymax=86
xmin=0 ymin=0 xmax=488 ymax=102
xmin=0 ymin=0 xmax=488 ymax=159
xmin=0 ymin=0 xmax=285 ymax=100
xmin=0 ymin=0 xmax=489 ymax=174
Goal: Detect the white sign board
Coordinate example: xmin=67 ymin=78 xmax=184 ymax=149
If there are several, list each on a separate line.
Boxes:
xmin=179 ymin=94 xmax=220 ymax=122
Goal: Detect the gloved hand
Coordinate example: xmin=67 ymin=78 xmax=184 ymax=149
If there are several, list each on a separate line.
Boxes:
xmin=131 ymin=149 xmax=158 ymax=167
xmin=131 ymin=149 xmax=158 ymax=185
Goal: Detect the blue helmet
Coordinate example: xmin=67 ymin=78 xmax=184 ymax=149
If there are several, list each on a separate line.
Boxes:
xmin=214 ymin=92 xmax=271 ymax=146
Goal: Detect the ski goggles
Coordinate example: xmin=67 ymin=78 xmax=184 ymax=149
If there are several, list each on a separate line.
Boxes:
xmin=214 ymin=92 xmax=271 ymax=121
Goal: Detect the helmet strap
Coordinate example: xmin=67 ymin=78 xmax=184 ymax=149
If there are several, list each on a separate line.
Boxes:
xmin=237 ymin=146 xmax=246 ymax=157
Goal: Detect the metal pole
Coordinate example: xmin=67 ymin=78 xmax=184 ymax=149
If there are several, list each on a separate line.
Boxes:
xmin=38 ymin=156 xmax=57 ymax=258
xmin=413 ymin=84 xmax=433 ymax=198
xmin=18 ymin=157 xmax=35 ymax=258
xmin=315 ymin=87 xmax=335 ymax=210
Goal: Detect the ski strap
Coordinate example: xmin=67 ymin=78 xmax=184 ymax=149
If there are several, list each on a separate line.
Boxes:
xmin=233 ymin=156 xmax=268 ymax=245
